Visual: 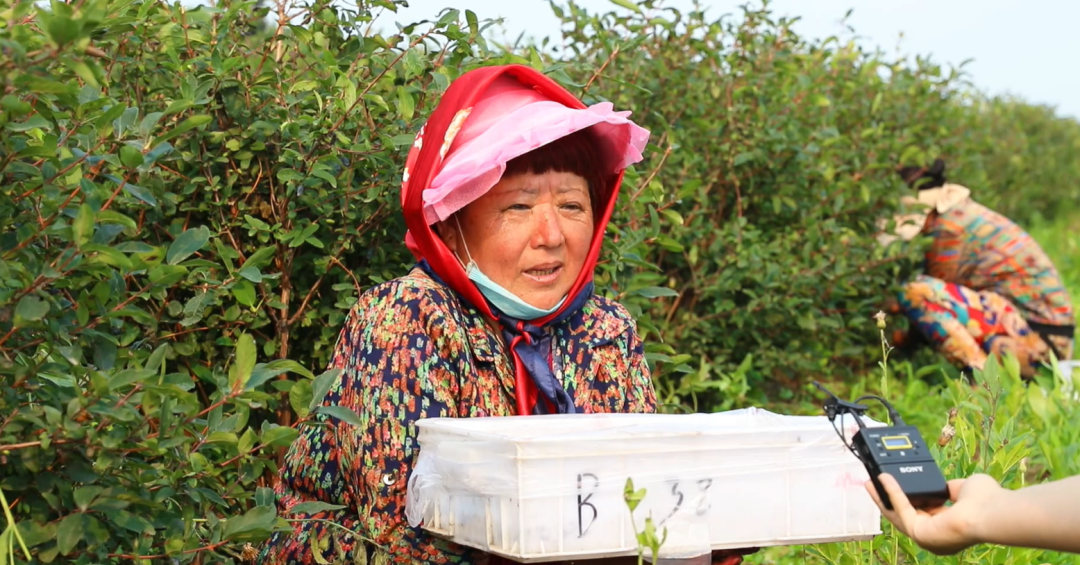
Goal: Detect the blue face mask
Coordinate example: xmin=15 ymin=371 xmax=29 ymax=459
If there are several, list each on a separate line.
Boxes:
xmin=454 ymin=217 xmax=567 ymax=321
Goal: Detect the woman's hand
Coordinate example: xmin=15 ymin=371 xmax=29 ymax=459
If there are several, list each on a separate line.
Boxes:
xmin=865 ymin=472 xmax=1004 ymax=555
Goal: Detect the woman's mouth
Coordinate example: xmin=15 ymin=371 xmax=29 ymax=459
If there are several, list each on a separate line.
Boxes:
xmin=524 ymin=264 xmax=563 ymax=284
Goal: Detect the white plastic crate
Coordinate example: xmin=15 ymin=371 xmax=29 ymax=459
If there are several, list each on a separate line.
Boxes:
xmin=405 ymin=408 xmax=883 ymax=562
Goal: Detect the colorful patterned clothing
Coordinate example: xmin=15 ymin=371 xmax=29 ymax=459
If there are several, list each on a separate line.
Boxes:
xmin=899 ymin=275 xmax=1052 ymax=376
xmin=259 ymin=268 xmax=656 ymax=564
xmin=921 ymin=197 xmax=1074 ymax=359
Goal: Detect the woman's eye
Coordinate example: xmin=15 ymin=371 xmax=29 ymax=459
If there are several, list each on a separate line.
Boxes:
xmin=561 ymin=202 xmax=585 ymax=212
xmin=507 ymin=203 xmax=530 ymax=211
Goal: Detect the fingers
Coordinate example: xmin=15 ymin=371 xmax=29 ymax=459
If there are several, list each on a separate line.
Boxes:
xmin=877 ymin=473 xmax=921 ymax=528
xmin=945 ymin=478 xmax=967 ymax=502
xmin=864 ymin=478 xmax=903 ymax=530
xmin=864 ymin=479 xmax=884 ymax=507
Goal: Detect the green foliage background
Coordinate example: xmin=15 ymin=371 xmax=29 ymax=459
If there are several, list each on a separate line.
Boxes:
xmin=1 ymin=0 xmax=1077 ymax=563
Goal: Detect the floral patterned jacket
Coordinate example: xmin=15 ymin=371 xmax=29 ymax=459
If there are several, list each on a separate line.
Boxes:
xmin=260 ymin=268 xmax=657 ymax=564
xmin=925 ymin=198 xmax=1074 ymax=356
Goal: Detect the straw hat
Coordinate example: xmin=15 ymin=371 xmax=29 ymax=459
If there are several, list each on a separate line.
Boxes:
xmin=876 ymin=195 xmax=932 ymax=246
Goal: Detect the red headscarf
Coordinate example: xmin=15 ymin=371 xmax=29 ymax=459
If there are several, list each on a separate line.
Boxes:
xmin=400 ymin=64 xmax=647 ymax=415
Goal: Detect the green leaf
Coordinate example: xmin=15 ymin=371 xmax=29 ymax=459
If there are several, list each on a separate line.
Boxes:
xmin=166 ymin=226 xmax=211 ymax=264
xmin=108 ymin=369 xmax=154 ymax=390
xmin=19 ymin=75 xmax=77 ymax=95
xmin=115 ymin=241 xmax=156 ymax=254
xmin=83 ymin=244 xmax=135 ymax=271
xmin=337 ymin=75 xmax=357 ymax=109
xmin=56 ymin=514 xmax=85 ymax=555
xmin=96 ymin=210 xmax=138 ymax=231
xmin=105 ymin=308 xmax=156 ymax=325
xmin=15 ymin=520 xmax=56 ymax=549
xmin=189 ymin=452 xmax=209 ymax=472
xmin=153 ymin=114 xmax=212 ymax=144
xmin=632 ymin=286 xmax=680 ymax=298
xmin=403 ymin=48 xmax=425 ymax=79
xmin=0 ymin=94 xmax=32 ymax=115
xmin=255 ymin=487 xmax=276 ymax=508
xmin=42 ymin=13 xmax=81 ymax=47
xmin=222 ymin=505 xmax=276 ymax=542
xmin=277 ymin=169 xmax=304 ymax=183
xmin=238 ymin=266 xmax=263 ymax=282
xmin=260 ymin=424 xmax=299 ymax=448
xmin=396 ymin=86 xmax=415 ymax=121
xmin=115 ymin=106 xmax=139 ymax=137
xmin=290 ymin=80 xmax=318 ymax=93
xmin=119 ymin=144 xmax=144 ymax=168
xmin=232 ymin=279 xmax=256 ymax=306
xmin=290 ymin=379 xmax=313 ymax=419
xmin=67 ymin=60 xmax=100 ymax=89
xmin=93 ymin=337 xmax=118 ymax=371
xmin=69 ymin=84 xmax=93 ymax=106
xmin=465 ymin=9 xmax=479 ymax=36
xmin=608 ymin=0 xmax=643 ymax=14
xmin=230 ymin=333 xmax=257 ymax=391
xmin=163 ymin=98 xmax=195 ymax=116
xmin=143 ymin=142 xmax=173 ymax=165
xmin=311 ymin=168 xmax=338 ymax=189
xmin=309 ymin=368 xmax=342 ymax=411
xmin=241 ymin=246 xmax=276 ymax=270
xmin=238 ymin=428 xmax=258 ymax=455
xmin=437 ymin=8 xmax=459 ymax=26
xmin=287 ymin=501 xmax=346 ymax=515
xmin=623 ymin=477 xmax=646 ymax=512
xmin=15 ymin=295 xmax=50 ymax=324
xmin=123 ymin=181 xmax=157 ymax=206
xmin=149 ymin=264 xmax=189 ymax=287
xmin=138 ymin=111 xmax=164 ymax=137
xmin=73 ymin=486 xmax=105 ymax=511
xmin=145 ymin=343 xmax=169 ymax=373
xmin=660 ymin=209 xmax=684 ymax=226
xmin=73 ymin=203 xmax=95 ymax=247
xmin=5 ymin=115 xmax=52 ymax=132
xmin=205 ymin=431 xmax=238 ymax=445
xmin=733 ymin=151 xmax=756 ymax=166
xmin=311 ymin=539 xmax=330 ymax=565
xmin=387 ymin=133 xmax=414 ymax=148
xmin=364 ymin=93 xmax=389 ymax=112
xmin=247 ymin=359 xmax=314 ymax=391
xmin=110 ymin=510 xmax=154 ymax=535
xmin=316 ymin=405 xmax=362 ymax=427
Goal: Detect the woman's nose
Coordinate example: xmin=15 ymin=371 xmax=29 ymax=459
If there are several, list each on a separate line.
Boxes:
xmin=531 ymin=206 xmax=565 ymax=248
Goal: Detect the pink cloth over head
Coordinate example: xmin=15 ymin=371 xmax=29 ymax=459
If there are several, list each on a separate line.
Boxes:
xmin=421 ymin=75 xmax=650 ymax=225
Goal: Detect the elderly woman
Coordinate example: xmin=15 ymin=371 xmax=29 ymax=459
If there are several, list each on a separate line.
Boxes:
xmin=886 ymin=159 xmax=1075 ymax=378
xmin=261 ymin=66 xmax=754 ymax=565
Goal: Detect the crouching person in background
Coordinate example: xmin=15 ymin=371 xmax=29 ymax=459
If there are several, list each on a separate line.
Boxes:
xmin=882 ymin=159 xmax=1075 ymax=378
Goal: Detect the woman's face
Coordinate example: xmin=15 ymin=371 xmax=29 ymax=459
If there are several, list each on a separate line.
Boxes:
xmin=440 ymin=170 xmax=594 ymax=310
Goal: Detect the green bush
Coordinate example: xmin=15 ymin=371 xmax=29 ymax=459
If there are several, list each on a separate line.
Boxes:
xmin=545 ymin=1 xmax=1080 ymax=404
xmin=950 ymin=98 xmax=1080 ymax=225
xmin=0 ymin=0 xmax=501 ymax=560
xmin=2 ymin=0 xmax=1079 ymax=562
xmin=549 ymin=1 xmax=969 ymax=402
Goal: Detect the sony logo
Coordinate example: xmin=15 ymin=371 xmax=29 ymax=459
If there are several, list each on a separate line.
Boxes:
xmin=898 ymin=466 xmax=924 ymax=473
